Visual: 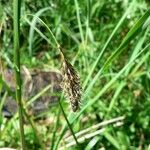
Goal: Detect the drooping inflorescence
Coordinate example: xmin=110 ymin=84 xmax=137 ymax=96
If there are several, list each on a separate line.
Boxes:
xmin=61 ymin=57 xmax=81 ymax=112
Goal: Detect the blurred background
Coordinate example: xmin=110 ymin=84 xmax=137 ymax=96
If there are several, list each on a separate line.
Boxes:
xmin=0 ymin=0 xmax=150 ymax=149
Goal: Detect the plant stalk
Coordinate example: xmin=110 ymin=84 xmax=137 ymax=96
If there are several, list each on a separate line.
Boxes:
xmin=13 ymin=0 xmax=26 ymax=149
xmin=59 ymin=100 xmax=81 ymax=149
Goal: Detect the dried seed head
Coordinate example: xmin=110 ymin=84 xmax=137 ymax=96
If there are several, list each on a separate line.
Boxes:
xmin=61 ymin=59 xmax=81 ymax=112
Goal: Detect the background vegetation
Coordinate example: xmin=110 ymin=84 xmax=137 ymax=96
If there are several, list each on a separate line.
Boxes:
xmin=0 ymin=0 xmax=150 ymax=149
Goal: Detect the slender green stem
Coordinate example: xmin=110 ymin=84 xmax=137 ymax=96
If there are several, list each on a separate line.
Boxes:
xmin=59 ymin=100 xmax=81 ymax=149
xmin=13 ymin=0 xmax=26 ymax=149
xmin=23 ymin=109 xmax=45 ymax=150
xmin=51 ymin=109 xmax=61 ymax=150
xmin=85 ymin=0 xmax=90 ymax=44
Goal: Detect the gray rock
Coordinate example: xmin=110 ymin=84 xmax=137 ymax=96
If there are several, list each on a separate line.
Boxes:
xmin=1 ymin=67 xmax=62 ymax=118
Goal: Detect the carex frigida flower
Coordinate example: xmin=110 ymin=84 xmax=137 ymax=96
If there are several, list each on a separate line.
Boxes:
xmin=60 ymin=52 xmax=81 ymax=112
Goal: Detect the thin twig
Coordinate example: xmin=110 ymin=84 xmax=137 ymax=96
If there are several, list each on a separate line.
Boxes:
xmin=60 ymin=128 xmax=105 ymax=150
xmin=60 ymin=121 xmax=124 ymax=149
xmin=65 ymin=116 xmax=125 ymax=142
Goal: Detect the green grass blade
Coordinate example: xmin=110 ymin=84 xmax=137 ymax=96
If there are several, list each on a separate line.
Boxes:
xmin=83 ymin=9 xmax=150 ymax=100
xmin=125 ymin=28 xmax=149 ymax=75
xmin=74 ymin=0 xmax=84 ymax=42
xmin=51 ymin=109 xmax=61 ymax=150
xmin=105 ymin=82 xmax=126 ymax=119
xmin=102 ymin=9 xmax=150 ymax=71
xmin=85 ymin=136 xmax=100 ymax=150
xmin=59 ymin=100 xmax=81 ymax=149
xmin=103 ymin=131 xmax=120 ymax=149
xmin=28 ymin=7 xmax=52 ymax=56
xmin=83 ymin=0 xmax=136 ymax=89
xmin=0 ymin=92 xmax=7 ymax=117
xmin=0 ymin=77 xmax=15 ymax=99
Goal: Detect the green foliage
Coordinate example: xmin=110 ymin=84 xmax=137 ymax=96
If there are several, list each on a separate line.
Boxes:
xmin=0 ymin=0 xmax=150 ymax=149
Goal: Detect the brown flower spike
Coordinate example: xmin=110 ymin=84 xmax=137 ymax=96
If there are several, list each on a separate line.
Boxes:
xmin=61 ymin=57 xmax=81 ymax=112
